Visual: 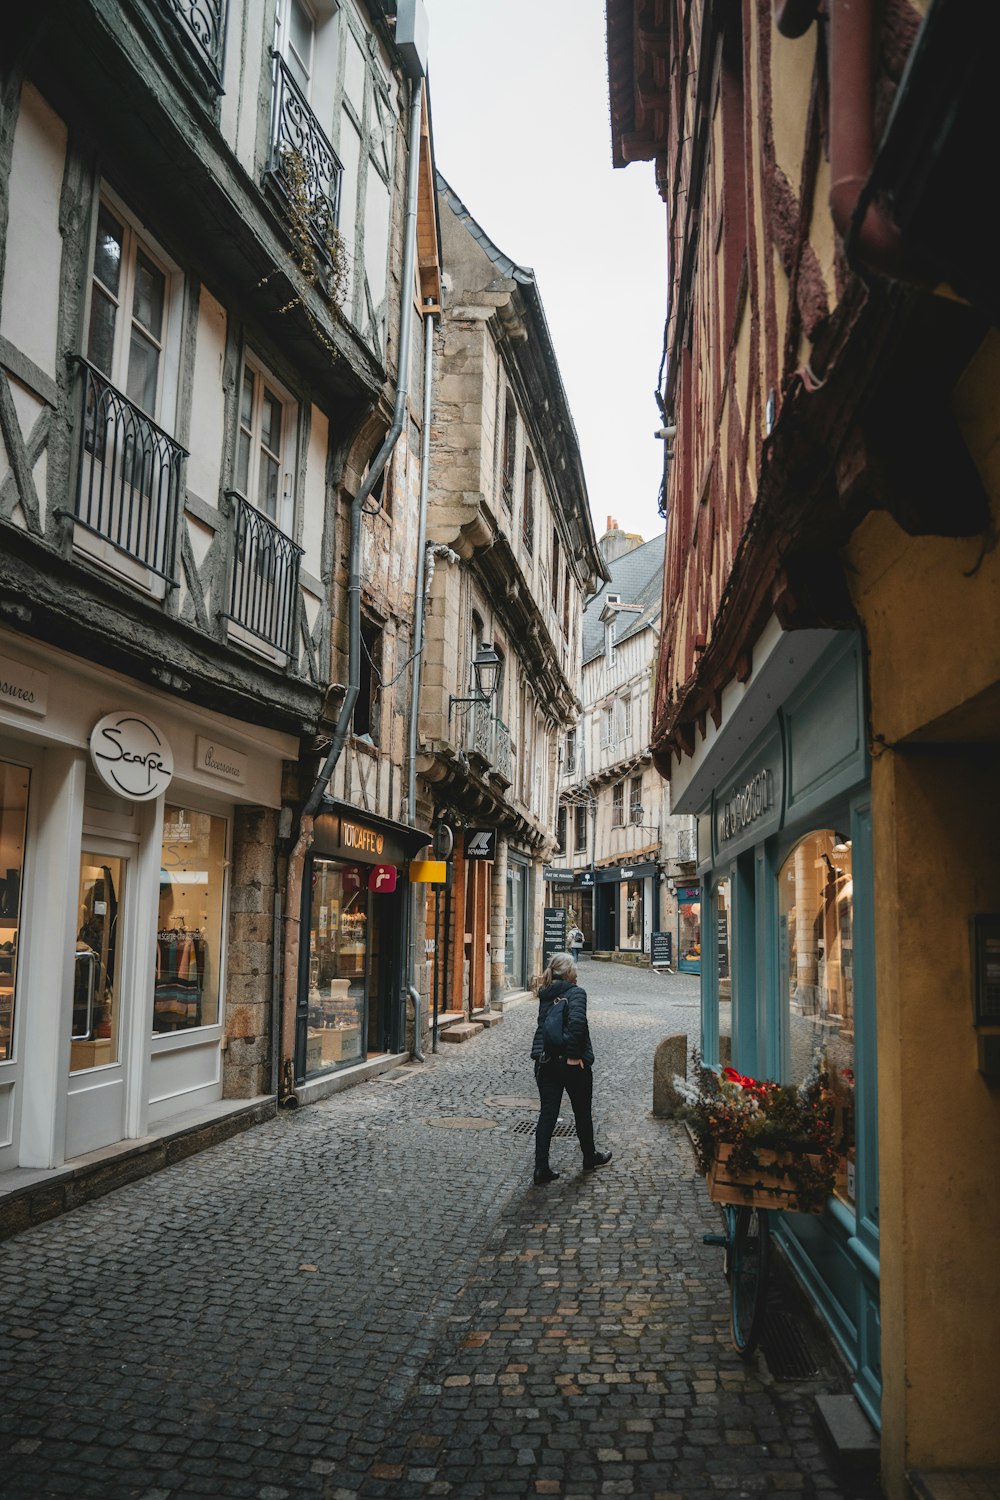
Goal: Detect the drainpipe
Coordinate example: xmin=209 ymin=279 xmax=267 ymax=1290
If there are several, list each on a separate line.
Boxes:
xmin=403 ymin=305 xmax=436 ymax=1060
xmin=277 ymin=65 xmax=426 ymax=1104
xmin=774 ymin=0 xmax=903 ymax=276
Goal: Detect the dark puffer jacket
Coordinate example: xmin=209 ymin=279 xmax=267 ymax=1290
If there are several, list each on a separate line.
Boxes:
xmin=530 ymin=981 xmax=594 ymax=1064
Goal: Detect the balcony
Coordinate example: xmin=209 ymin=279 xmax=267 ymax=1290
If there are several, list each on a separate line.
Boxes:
xmin=165 ymin=0 xmax=228 ymax=88
xmin=468 ymin=706 xmax=512 ymax=784
xmin=72 ymin=357 xmax=185 ymax=583
xmin=266 ymin=54 xmax=344 ymax=270
xmin=227 ymin=493 xmax=303 ymax=656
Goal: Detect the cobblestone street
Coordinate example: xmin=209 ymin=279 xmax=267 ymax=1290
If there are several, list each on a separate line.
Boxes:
xmin=0 ymin=963 xmax=865 ymax=1500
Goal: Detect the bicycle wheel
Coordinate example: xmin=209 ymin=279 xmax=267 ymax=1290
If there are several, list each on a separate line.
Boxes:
xmin=729 ymin=1205 xmax=770 ymax=1357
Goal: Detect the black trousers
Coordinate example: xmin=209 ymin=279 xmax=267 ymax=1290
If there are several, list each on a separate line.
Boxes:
xmin=534 ymin=1058 xmax=596 ymax=1170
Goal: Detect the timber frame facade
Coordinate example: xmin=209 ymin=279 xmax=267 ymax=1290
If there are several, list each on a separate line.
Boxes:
xmin=608 ymin=0 xmax=1000 ymax=1492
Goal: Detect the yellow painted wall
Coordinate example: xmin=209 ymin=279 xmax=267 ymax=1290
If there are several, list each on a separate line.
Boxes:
xmin=849 ymin=325 xmax=1000 ymax=1493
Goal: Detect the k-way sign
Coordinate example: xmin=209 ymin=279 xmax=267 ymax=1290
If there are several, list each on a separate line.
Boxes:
xmin=463 ymin=828 xmax=497 ymax=861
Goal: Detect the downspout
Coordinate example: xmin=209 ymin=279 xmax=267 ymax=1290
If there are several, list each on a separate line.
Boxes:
xmin=774 ymin=0 xmax=903 ymax=276
xmin=277 ymin=70 xmax=426 ymax=1104
xmin=403 ymin=305 xmax=436 ymax=1061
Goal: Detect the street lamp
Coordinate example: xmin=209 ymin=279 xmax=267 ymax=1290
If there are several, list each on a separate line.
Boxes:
xmin=448 ymin=642 xmax=502 ymax=725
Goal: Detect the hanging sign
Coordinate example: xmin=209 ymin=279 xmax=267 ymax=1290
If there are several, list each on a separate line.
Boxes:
xmin=464 ymin=828 xmax=497 ymax=860
xmin=369 ymin=864 xmax=397 ymax=893
xmin=410 ymin=859 xmax=447 ymax=883
xmin=90 ymin=712 xmax=174 ymax=801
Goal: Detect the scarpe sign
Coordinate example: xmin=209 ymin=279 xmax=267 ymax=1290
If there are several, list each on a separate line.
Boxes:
xmin=90 ymin=712 xmax=174 ymax=801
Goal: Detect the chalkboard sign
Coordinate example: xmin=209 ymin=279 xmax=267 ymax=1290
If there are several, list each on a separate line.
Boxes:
xmin=717 ymin=910 xmax=730 ymax=979
xmin=651 ymin=931 xmax=673 ymax=967
xmin=543 ymin=907 xmax=567 ymax=967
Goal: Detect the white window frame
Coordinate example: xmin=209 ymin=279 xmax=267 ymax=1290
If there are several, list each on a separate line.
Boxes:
xmin=234 ymin=353 xmax=298 ymax=537
xmin=612 ymin=781 xmax=625 ymax=827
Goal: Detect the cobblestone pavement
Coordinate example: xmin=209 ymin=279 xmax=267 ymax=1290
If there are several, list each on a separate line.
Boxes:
xmin=0 ymin=962 xmax=866 ymax=1500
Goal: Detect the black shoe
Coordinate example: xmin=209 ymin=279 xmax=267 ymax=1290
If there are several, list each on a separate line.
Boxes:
xmin=533 ymin=1167 xmax=561 ymax=1185
xmin=583 ymin=1150 xmax=613 ymax=1172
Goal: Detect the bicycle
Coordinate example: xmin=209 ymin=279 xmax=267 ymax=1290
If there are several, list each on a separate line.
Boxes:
xmin=703 ymin=1202 xmax=771 ymax=1357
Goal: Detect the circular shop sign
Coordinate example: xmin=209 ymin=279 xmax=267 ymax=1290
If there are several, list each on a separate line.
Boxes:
xmin=90 ymin=712 xmax=174 ymax=801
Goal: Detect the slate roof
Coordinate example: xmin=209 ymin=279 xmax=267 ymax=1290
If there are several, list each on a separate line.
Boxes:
xmin=581 ymin=532 xmax=665 ymax=666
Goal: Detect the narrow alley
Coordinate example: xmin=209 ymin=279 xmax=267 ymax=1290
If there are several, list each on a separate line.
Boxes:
xmin=1 ymin=963 xmax=863 ymax=1500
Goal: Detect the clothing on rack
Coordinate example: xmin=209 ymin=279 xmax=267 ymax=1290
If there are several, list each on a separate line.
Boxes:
xmin=154 ymin=928 xmax=207 ymax=1028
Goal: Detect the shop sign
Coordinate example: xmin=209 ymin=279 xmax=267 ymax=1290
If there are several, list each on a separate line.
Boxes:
xmin=411 ymin=859 xmax=447 ymax=883
xmin=620 ymin=866 xmax=634 ymax=880
xmin=579 ymin=871 xmax=594 ymax=887
xmin=651 ymin=931 xmax=673 ymax=966
xmin=90 ymin=711 xmax=173 ymax=801
xmin=0 ymin=653 xmax=48 ymax=717
xmin=195 ymin=735 xmax=246 ymax=784
xmin=464 ymin=828 xmax=497 ymax=860
xmin=343 ymin=819 xmax=385 ymax=857
xmin=543 ymin=907 xmax=567 ymax=966
xmin=717 ymin=768 xmax=773 ymax=844
xmin=544 ymin=867 xmax=575 ymax=884
xmin=368 ymin=864 xmax=397 ymax=893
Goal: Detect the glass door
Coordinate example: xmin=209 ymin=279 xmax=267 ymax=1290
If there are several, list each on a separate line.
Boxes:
xmin=66 ymin=846 xmax=131 ymax=1155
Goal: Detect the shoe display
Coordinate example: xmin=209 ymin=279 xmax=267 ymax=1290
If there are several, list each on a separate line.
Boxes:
xmin=582 ymin=1150 xmax=613 ymax=1171
xmin=532 ymin=1167 xmax=561 ymax=1185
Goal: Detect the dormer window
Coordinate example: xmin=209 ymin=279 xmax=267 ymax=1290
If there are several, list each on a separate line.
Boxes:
xmin=605 ymin=618 xmax=616 ymax=666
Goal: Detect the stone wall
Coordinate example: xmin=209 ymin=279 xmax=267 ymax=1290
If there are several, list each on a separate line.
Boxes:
xmin=223 ymin=806 xmax=278 ymax=1098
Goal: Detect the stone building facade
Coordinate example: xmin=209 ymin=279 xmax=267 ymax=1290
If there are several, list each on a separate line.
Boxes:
xmin=416 ymin=176 xmax=605 ymax=1020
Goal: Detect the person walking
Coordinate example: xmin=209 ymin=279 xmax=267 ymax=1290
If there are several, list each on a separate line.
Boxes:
xmin=567 ymin=922 xmax=584 ymax=963
xmin=530 ymin=950 xmax=612 ymax=1185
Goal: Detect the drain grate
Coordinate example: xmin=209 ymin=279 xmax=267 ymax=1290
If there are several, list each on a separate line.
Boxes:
xmin=759 ymin=1310 xmax=820 ymax=1379
xmin=510 ymin=1119 xmax=577 ymax=1139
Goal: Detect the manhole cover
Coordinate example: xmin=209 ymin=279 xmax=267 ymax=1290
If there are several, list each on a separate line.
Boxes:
xmin=484 ymin=1095 xmax=538 ymax=1110
xmin=760 ymin=1310 xmax=820 ymax=1379
xmin=510 ymin=1119 xmax=577 ymax=1139
xmin=425 ymin=1116 xmax=499 ymax=1130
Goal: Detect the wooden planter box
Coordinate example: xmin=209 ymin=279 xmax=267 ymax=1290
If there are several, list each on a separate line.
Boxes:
xmin=707 ymin=1142 xmax=828 ymax=1214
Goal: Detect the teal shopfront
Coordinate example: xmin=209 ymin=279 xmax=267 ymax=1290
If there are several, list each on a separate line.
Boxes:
xmin=682 ymin=631 xmax=880 ymax=1427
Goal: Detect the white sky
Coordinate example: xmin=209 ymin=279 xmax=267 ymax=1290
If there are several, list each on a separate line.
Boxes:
xmin=423 ymin=0 xmax=668 ymax=545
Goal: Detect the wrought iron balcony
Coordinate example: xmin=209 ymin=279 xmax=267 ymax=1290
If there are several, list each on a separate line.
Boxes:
xmin=468 ymin=706 xmax=512 ymax=781
xmin=165 ymin=0 xmax=228 ymax=87
xmin=72 ymin=357 xmax=185 ymax=581
xmin=227 ymin=493 xmax=302 ymax=656
xmin=266 ymin=53 xmax=343 ymax=267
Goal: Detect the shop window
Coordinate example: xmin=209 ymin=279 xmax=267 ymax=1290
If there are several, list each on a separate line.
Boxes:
xmin=624 ymin=879 xmax=643 ymax=948
xmin=715 ymin=876 xmax=731 ymax=1002
xmin=678 ymin=883 xmax=702 ymax=972
xmin=154 ymin=808 xmax=228 ymax=1033
xmin=306 ymin=859 xmax=367 ymax=1071
xmin=0 ymin=761 xmax=29 ymax=1062
xmin=778 ymin=829 xmax=856 ymax=1205
xmin=575 ymin=803 xmax=587 ymax=854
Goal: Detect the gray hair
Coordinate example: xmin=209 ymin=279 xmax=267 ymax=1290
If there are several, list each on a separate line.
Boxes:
xmin=539 ymin=951 xmax=577 ymax=989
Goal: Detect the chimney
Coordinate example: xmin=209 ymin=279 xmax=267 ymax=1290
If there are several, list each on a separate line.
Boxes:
xmin=606 ymin=515 xmax=618 ymax=531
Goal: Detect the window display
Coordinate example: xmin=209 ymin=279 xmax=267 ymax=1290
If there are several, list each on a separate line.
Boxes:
xmin=778 ymin=829 xmax=855 ymax=1203
xmin=677 ymin=883 xmax=701 ymax=973
xmin=154 ymin=807 xmax=227 ymax=1032
xmin=305 ymin=860 xmax=366 ymax=1071
xmin=0 ymin=761 xmax=29 ymax=1063
xmin=715 ymin=878 xmax=731 ymax=1001
xmin=70 ymin=852 xmax=125 ymax=1071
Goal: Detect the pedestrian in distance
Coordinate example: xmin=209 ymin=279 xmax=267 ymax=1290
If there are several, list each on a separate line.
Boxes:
xmin=530 ymin=950 xmax=612 ymax=1186
xmin=567 ymin=922 xmax=584 ymax=963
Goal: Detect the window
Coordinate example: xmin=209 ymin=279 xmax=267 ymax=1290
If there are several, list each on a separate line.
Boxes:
xmin=353 ymin=614 xmax=383 ymax=743
xmin=575 ymin=804 xmax=587 ymax=854
xmin=235 ymin=357 xmax=296 ymax=533
xmin=779 ymin=830 xmax=856 ymax=1204
xmin=612 ymin=781 xmax=624 ymax=826
xmin=522 ymin=450 xmax=535 ymax=551
xmin=551 ymin=528 xmax=560 ymax=605
xmin=622 ymin=695 xmax=633 ymax=739
xmin=0 ymin=761 xmax=28 ymax=1063
xmin=155 ymin=808 xmax=228 ymax=1033
xmin=563 ymin=565 xmax=571 ymax=637
xmin=602 ymin=704 xmax=615 ymax=748
xmin=280 ymin=0 xmax=315 ymax=95
xmin=565 ymin=728 xmax=576 ymax=774
xmin=630 ymin=773 xmax=643 ymax=824
xmin=337 ymin=8 xmax=395 ymax=354
xmin=605 ymin=618 xmax=616 ymax=667
xmin=556 ymin=805 xmax=566 ymax=854
xmin=500 ymin=396 xmax=516 ymax=510
xmin=88 ymin=199 xmax=171 ymax=420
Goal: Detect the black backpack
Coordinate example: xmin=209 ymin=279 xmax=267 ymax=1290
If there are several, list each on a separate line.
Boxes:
xmin=542 ymin=995 xmax=570 ymax=1055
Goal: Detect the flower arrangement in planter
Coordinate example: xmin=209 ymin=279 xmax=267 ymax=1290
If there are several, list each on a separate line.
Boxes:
xmin=676 ymin=1053 xmax=843 ymax=1213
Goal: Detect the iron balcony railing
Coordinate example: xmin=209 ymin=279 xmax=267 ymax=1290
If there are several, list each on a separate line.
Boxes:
xmin=469 ymin=705 xmax=511 ymax=779
xmin=72 ymin=356 xmax=185 ymax=582
xmin=227 ymin=492 xmax=302 ymax=655
xmin=165 ymin=0 xmax=228 ymax=87
xmin=266 ymin=53 xmax=343 ymax=266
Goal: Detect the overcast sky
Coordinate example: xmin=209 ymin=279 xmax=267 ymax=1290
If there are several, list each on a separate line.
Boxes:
xmin=424 ymin=0 xmax=668 ymax=545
